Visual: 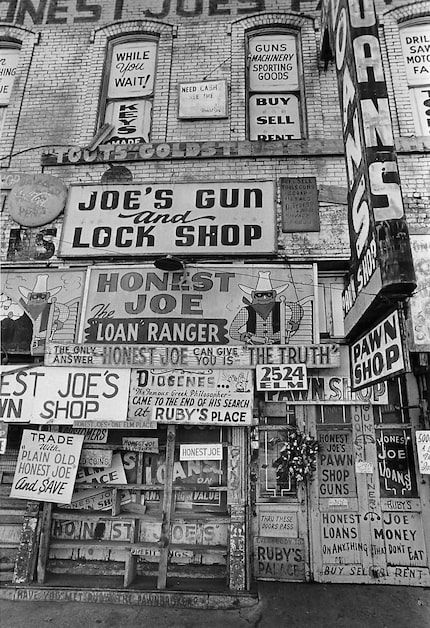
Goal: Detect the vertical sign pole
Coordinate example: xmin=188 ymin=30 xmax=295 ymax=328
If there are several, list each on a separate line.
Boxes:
xmin=157 ymin=425 xmax=176 ymax=590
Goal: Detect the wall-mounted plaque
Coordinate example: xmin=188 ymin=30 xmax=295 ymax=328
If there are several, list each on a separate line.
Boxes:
xmin=280 ymin=177 xmax=320 ymax=232
xmin=178 ymin=80 xmax=228 ymax=119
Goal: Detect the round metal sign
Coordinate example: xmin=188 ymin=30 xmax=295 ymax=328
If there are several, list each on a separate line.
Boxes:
xmin=7 ymin=173 xmax=67 ymax=227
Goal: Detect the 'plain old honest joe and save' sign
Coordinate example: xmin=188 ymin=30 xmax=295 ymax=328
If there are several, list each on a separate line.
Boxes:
xmin=59 ymin=181 xmax=276 ymax=256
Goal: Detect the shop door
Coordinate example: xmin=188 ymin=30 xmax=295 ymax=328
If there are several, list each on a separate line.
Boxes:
xmin=310 ymin=377 xmax=430 ymax=587
xmin=43 ymin=425 xmax=247 ymax=590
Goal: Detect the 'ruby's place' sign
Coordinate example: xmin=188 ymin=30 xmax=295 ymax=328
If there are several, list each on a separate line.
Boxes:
xmin=59 ymin=182 xmax=276 ymax=256
xmin=133 ymin=368 xmax=255 ymax=426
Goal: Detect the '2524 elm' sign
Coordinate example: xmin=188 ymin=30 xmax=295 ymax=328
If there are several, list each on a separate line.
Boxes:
xmin=59 ymin=182 xmax=276 ymax=257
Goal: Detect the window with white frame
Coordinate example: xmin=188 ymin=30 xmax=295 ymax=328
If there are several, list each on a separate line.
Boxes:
xmin=101 ymin=37 xmax=158 ymax=144
xmin=0 ymin=42 xmax=20 ymax=139
xmin=247 ymin=30 xmax=302 ymax=141
xmin=399 ymin=23 xmax=430 ymax=136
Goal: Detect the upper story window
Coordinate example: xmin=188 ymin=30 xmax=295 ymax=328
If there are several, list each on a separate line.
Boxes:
xmin=0 ymin=42 xmax=20 ymax=138
xmin=247 ymin=31 xmax=302 ymax=141
xmin=101 ymin=37 xmax=158 ymax=145
xmin=399 ymin=23 xmax=430 ymax=136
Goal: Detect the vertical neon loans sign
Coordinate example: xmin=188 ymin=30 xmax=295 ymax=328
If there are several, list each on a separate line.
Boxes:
xmin=321 ymin=0 xmax=415 ymax=336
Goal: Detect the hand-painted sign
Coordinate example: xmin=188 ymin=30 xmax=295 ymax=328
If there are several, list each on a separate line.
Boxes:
xmin=400 ymin=26 xmax=430 ymax=85
xmin=409 ymin=235 xmax=430 ymax=351
xmin=258 ymin=510 xmax=298 ymax=538
xmin=254 ymin=536 xmax=305 ymax=581
xmin=79 ymin=448 xmax=112 ymax=468
xmin=75 ymin=452 xmax=127 ymax=484
xmin=145 ymin=455 xmax=224 ymax=490
xmin=59 ymin=182 xmax=276 ymax=256
xmin=376 ymin=428 xmax=418 ymax=498
xmin=248 ymin=34 xmax=298 ymax=91
xmin=318 ymin=430 xmax=356 ymax=498
xmin=0 ymin=420 xmax=8 ymax=454
xmin=63 ymin=488 xmax=132 ymax=511
xmin=61 ymin=427 xmax=108 ymax=443
xmin=256 ymin=364 xmax=307 ymax=391
xmin=46 ymin=342 xmax=339 ymax=368
xmin=80 ymin=264 xmax=315 ymax=346
xmin=179 ymin=444 xmax=223 ymax=460
xmin=122 ymin=437 xmax=159 ymax=453
xmin=10 ymin=429 xmax=84 ymax=504
xmin=130 ymin=368 xmax=253 ymax=426
xmin=104 ymin=100 xmax=152 ymax=144
xmin=280 ymin=177 xmax=320 ymax=232
xmin=351 ymin=311 xmax=407 ymax=390
xmin=1 ymin=0 xmax=265 ymax=26
xmin=249 ymin=94 xmax=301 ymax=141
xmin=108 ymin=41 xmax=156 ymax=99
xmin=7 ymin=174 xmax=67 ymax=227
xmin=0 ymin=269 xmax=85 ymax=356
xmin=0 ymin=366 xmax=130 ymax=424
xmin=321 ymin=0 xmax=415 ymax=336
xmin=416 ymin=431 xmax=430 ymax=475
xmin=1 ymin=270 xmax=68 ymax=350
xmin=0 ymin=47 xmax=19 ymax=105
xmin=178 ymin=80 xmax=227 ymax=119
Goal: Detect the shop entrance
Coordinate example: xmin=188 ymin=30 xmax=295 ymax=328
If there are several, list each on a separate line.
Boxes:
xmin=39 ymin=425 xmax=248 ymax=591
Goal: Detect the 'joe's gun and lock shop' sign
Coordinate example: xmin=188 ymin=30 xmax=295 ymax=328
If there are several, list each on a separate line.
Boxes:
xmin=58 ymin=181 xmax=276 ymax=256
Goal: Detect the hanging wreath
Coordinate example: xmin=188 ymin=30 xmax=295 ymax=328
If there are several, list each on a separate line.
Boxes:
xmin=271 ymin=428 xmax=319 ymax=484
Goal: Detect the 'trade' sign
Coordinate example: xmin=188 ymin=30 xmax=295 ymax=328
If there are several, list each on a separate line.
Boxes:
xmin=350 ymin=311 xmax=407 ymax=390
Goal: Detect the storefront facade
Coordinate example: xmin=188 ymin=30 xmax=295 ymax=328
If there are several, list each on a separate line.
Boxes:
xmin=0 ymin=0 xmax=429 ymax=595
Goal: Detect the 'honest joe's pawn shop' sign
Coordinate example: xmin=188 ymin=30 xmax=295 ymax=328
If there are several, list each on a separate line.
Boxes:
xmin=0 ymin=366 xmax=130 ymax=424
xmin=350 ymin=310 xmax=408 ymax=391
xmin=10 ymin=430 xmax=84 ymax=504
xmin=59 ymin=182 xmax=276 ymax=257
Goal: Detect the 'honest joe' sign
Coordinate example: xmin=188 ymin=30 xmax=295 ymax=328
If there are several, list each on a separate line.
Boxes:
xmin=350 ymin=310 xmax=407 ymax=391
xmin=59 ymin=182 xmax=275 ymax=256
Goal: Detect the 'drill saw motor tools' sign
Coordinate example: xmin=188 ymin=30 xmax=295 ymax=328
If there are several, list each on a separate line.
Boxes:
xmin=59 ymin=181 xmax=276 ymax=256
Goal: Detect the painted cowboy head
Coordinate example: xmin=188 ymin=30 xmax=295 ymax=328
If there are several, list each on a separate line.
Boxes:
xmin=238 ymin=271 xmax=289 ymax=318
xmin=18 ymin=274 xmax=62 ymax=318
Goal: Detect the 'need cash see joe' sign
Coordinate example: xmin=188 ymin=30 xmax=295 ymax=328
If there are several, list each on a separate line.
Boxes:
xmin=59 ymin=182 xmax=276 ymax=256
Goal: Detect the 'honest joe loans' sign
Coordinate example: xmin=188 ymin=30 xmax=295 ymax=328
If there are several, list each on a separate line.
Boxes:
xmin=320 ymin=0 xmax=415 ymax=336
xmin=59 ymin=182 xmax=275 ymax=256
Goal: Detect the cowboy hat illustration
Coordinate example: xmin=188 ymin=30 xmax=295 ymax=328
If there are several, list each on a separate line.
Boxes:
xmin=238 ymin=271 xmax=289 ymax=296
xmin=18 ymin=274 xmax=62 ymax=299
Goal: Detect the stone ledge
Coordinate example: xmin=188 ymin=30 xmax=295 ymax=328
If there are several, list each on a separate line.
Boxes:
xmin=0 ymin=584 xmax=259 ymax=610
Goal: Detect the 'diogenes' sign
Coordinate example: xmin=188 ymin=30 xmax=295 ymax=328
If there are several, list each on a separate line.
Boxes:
xmin=320 ymin=0 xmax=415 ymax=337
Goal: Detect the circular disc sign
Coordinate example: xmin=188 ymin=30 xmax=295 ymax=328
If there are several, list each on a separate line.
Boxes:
xmin=7 ymin=174 xmax=67 ymax=227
